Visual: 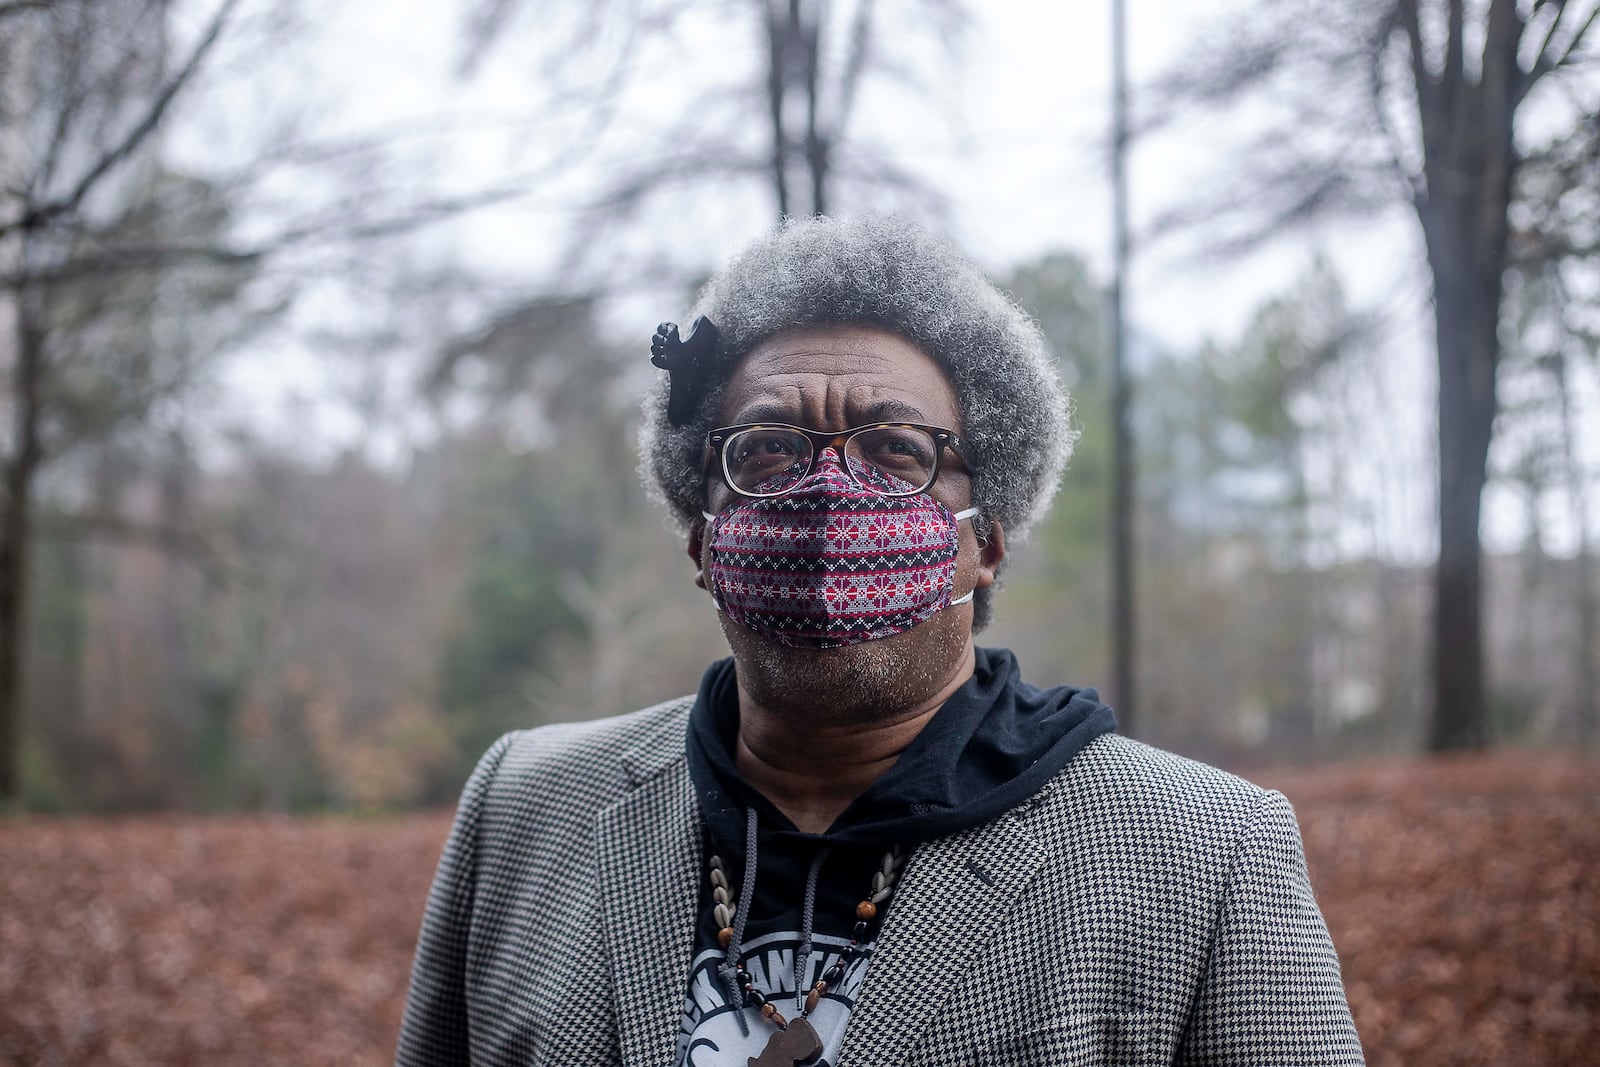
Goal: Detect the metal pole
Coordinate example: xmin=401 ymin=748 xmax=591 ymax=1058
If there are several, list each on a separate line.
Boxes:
xmin=1110 ymin=0 xmax=1136 ymax=735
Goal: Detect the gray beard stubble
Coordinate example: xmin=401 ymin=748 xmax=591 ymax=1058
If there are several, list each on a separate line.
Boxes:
xmin=718 ymin=610 xmax=971 ymax=727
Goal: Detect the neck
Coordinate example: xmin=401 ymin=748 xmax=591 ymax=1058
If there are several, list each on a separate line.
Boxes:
xmin=732 ymin=644 xmax=976 ymax=834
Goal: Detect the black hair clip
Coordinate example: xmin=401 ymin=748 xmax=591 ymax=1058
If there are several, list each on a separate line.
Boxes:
xmin=651 ymin=316 xmax=720 ymax=427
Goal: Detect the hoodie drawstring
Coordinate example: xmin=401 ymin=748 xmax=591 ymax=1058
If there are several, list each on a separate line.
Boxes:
xmin=717 ymin=806 xmax=761 ymax=1036
xmin=795 ymin=845 xmax=832 ymax=1013
xmin=718 ymin=809 xmax=837 ymax=1033
xmin=708 ymin=819 xmax=906 ymax=1044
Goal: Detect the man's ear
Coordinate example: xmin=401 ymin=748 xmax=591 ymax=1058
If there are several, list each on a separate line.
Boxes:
xmin=688 ymin=518 xmax=707 ymax=590
xmin=973 ymin=519 xmax=1006 ymax=591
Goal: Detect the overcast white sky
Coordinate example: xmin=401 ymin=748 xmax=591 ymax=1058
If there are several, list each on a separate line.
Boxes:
xmin=247 ymin=0 xmax=1423 ymax=344
xmin=179 ymin=0 xmax=1595 ymax=556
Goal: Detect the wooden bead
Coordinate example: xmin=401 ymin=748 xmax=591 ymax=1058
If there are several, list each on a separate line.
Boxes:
xmin=856 ymin=900 xmax=877 ymax=921
xmin=718 ymin=927 xmax=734 ymax=949
xmin=761 ymin=1003 xmax=787 ymax=1028
xmin=804 ymin=983 xmax=824 ymax=1014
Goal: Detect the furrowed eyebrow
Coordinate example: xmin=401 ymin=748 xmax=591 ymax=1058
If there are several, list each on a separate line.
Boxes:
xmin=729 ymin=402 xmax=799 ymax=425
xmin=858 ymin=398 xmax=929 ymax=424
xmin=728 ymin=398 xmax=932 ymax=427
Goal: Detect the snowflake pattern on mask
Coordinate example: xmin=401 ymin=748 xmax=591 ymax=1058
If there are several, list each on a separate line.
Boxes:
xmin=705 ymin=456 xmax=962 ymax=647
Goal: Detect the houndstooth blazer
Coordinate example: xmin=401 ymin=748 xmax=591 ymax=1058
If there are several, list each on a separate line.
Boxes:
xmin=397 ymin=697 xmax=1363 ymax=1066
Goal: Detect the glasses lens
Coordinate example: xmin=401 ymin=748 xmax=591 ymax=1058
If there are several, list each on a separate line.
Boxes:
xmin=724 ymin=427 xmax=812 ymax=495
xmin=845 ymin=425 xmax=939 ymax=495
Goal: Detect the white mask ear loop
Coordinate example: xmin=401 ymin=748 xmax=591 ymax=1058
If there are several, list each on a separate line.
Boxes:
xmin=950 ymin=506 xmax=982 ymax=605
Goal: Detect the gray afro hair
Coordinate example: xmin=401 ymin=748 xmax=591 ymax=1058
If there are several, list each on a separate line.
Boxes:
xmin=639 ymin=214 xmax=1076 ymax=627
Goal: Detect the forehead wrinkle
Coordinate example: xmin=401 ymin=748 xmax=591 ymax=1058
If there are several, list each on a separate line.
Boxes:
xmin=721 ymin=326 xmax=963 ymax=431
xmin=725 ymin=380 xmax=806 ymax=426
xmin=728 ymin=386 xmax=936 ymax=430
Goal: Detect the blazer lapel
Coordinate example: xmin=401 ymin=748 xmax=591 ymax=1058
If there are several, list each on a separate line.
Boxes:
xmin=838 ymin=808 xmax=1050 ymax=1067
xmin=595 ymin=748 xmax=702 ymax=1067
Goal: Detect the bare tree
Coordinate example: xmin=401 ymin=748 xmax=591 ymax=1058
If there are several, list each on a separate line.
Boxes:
xmin=1502 ymin=212 xmax=1600 ymax=744
xmin=0 ymin=0 xmax=562 ymax=800
xmin=458 ymin=0 xmax=968 ymax=235
xmin=1517 ymin=95 xmax=1600 ymax=744
xmin=0 ymin=0 xmax=250 ymax=800
xmin=1152 ymin=0 xmax=1600 ymax=751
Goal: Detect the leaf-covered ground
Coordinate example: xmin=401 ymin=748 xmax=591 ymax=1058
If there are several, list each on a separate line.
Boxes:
xmin=1249 ymin=753 xmax=1600 ymax=1066
xmin=2 ymin=751 xmax=1596 ymax=1066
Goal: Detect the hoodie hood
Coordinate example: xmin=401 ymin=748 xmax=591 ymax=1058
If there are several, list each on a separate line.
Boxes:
xmin=687 ymin=646 xmax=1117 ymax=850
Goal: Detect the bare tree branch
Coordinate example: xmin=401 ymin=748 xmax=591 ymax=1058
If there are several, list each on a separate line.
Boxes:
xmin=802 ymin=0 xmax=827 ymax=214
xmin=457 ymin=0 xmax=523 ymax=72
xmin=1530 ymin=0 xmax=1571 ymax=72
xmin=577 ymin=145 xmax=764 ymax=217
xmin=0 ymin=1 xmax=53 ymax=21
xmin=1148 ymin=166 xmax=1384 ymax=259
xmin=834 ymin=0 xmax=876 ymax=136
xmin=255 ymin=110 xmax=576 ymax=168
xmin=0 ymin=0 xmax=241 ymax=239
xmin=1396 ymin=0 xmax=1439 ymax=163
xmin=1517 ymin=0 xmax=1598 ymax=104
xmin=33 ymin=510 xmax=228 ymax=584
xmin=1553 ymin=3 xmax=1600 ymax=66
xmin=1369 ymin=9 xmax=1427 ymax=204
xmin=1444 ymin=0 xmax=1465 ymax=100
xmin=35 ymin=9 xmax=100 ymax=198
xmin=0 ymin=243 xmax=259 ymax=290
xmin=763 ymin=0 xmax=791 ymax=216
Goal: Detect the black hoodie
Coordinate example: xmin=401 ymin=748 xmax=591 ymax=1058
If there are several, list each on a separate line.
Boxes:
xmin=674 ymin=647 xmax=1115 ymax=1066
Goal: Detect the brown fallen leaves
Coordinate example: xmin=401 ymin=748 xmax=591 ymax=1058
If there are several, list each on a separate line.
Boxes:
xmin=1 ymin=751 xmax=1596 ymax=1066
xmin=0 ymin=815 xmax=449 ymax=1067
xmin=1247 ymin=752 xmax=1600 ymax=1067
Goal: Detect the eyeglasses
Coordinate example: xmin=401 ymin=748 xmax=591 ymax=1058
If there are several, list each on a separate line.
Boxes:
xmin=706 ymin=422 xmax=967 ymax=499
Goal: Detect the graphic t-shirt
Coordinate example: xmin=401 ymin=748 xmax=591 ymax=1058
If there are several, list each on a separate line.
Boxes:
xmin=676 ymin=928 xmax=875 ymax=1067
xmin=673 ymin=829 xmax=893 ymax=1067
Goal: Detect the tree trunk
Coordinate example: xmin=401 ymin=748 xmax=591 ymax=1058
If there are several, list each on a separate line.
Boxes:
xmin=0 ymin=287 xmax=43 ymax=800
xmin=764 ymin=1 xmax=791 ymax=219
xmin=1553 ymin=351 xmax=1598 ymax=745
xmin=764 ymin=0 xmax=832 ymax=219
xmin=1575 ymin=528 xmax=1599 ymax=746
xmin=799 ymin=2 xmax=827 ymax=216
xmin=1109 ymin=0 xmax=1135 ymax=733
xmin=1415 ymin=0 xmax=1518 ymax=752
xmin=1426 ymin=244 xmax=1498 ymax=750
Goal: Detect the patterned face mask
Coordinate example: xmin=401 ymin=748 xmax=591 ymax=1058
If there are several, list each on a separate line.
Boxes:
xmin=703 ymin=454 xmax=980 ymax=648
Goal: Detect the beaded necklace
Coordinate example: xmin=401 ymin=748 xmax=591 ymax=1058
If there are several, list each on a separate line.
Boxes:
xmin=706 ymin=846 xmax=904 ymax=1066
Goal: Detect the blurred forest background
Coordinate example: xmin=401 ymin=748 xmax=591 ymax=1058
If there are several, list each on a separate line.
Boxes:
xmin=4 ymin=2 xmax=1600 ymax=1064
xmin=0 ymin=0 xmax=1596 ymax=817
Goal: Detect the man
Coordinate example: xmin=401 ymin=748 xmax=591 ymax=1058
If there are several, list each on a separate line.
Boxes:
xmin=397 ymin=215 xmax=1363 ymax=1066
